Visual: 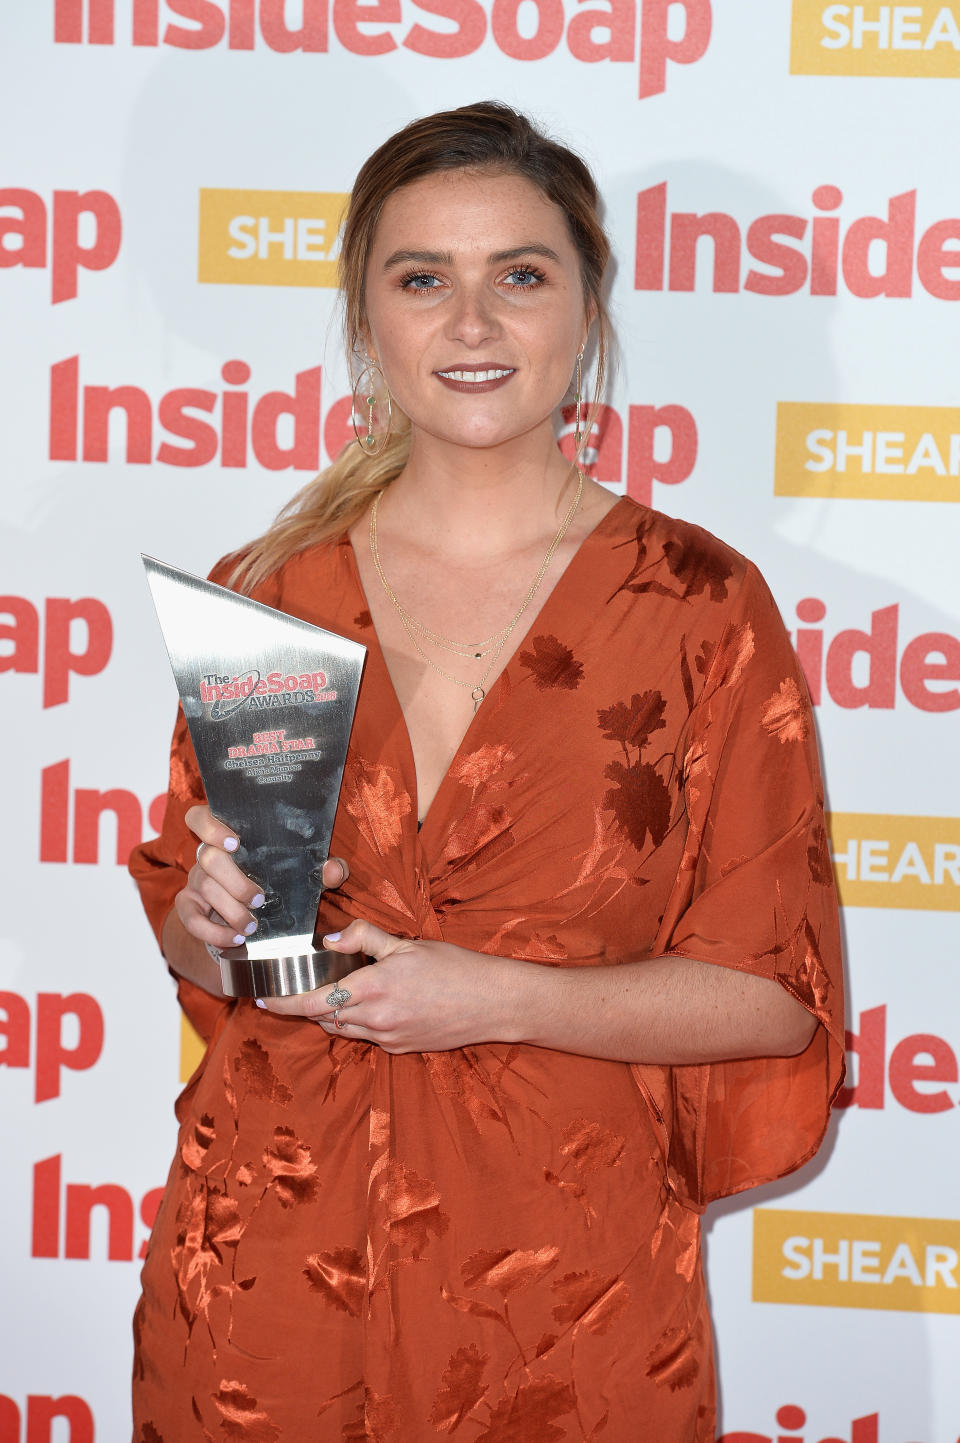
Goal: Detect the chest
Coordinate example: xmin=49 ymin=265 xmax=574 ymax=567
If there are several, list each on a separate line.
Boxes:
xmin=334 ymin=581 xmax=694 ymax=959
xmin=350 ymin=526 xmax=591 ymax=823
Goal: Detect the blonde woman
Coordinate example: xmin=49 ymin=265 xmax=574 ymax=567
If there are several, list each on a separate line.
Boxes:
xmin=130 ymin=102 xmax=843 ymax=1441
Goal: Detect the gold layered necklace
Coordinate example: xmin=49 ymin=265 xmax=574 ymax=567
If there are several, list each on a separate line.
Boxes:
xmin=369 ymin=470 xmax=584 ymax=712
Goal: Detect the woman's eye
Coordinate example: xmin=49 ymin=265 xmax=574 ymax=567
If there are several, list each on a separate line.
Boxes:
xmin=505 ymin=267 xmax=546 ymax=289
xmin=397 ymin=266 xmax=546 ymax=293
xmin=400 ymin=272 xmax=442 ymax=292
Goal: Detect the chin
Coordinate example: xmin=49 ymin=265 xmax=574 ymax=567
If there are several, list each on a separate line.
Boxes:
xmin=413 ymin=419 xmax=523 ymax=451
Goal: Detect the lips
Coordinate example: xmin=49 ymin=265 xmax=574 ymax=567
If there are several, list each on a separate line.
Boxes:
xmin=436 ymin=367 xmax=515 ymax=382
xmin=434 ymin=365 xmax=516 ymax=394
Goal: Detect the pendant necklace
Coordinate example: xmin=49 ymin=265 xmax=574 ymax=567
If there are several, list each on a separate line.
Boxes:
xmin=369 ymin=471 xmax=584 ymax=712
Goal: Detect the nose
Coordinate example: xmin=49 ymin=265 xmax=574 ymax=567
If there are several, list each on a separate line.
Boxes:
xmin=445 ymin=281 xmax=502 ymax=347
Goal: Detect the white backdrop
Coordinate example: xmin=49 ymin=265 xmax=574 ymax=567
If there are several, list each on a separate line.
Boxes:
xmin=2 ymin=4 xmax=959 ymax=1440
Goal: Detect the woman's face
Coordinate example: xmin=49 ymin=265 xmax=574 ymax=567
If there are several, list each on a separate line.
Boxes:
xmin=362 ymin=169 xmax=591 ymax=454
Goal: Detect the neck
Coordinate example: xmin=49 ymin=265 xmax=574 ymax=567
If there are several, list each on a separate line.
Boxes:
xmin=380 ymin=425 xmax=578 ymax=560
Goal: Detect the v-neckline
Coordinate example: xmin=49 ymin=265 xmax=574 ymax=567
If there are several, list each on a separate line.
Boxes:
xmin=343 ymin=495 xmax=632 ymax=842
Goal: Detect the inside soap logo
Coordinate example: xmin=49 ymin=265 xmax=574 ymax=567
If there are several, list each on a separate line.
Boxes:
xmin=828 ymin=812 xmax=960 ymax=909
xmin=200 ymin=667 xmax=333 ymax=717
xmin=54 ymin=0 xmax=712 ymax=100
xmin=791 ymin=1 xmax=960 ymax=76
xmin=753 ymin=1208 xmax=960 ymax=1314
xmin=634 ymin=184 xmax=960 ymax=299
xmin=776 ymin=403 xmax=960 ymax=502
xmin=198 ymin=190 xmax=346 ymax=288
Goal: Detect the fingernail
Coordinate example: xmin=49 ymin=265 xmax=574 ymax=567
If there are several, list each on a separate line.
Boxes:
xmin=224 ymin=838 xmax=239 ymax=852
xmin=232 ymin=934 xmax=246 ymax=946
xmin=244 ymin=920 xmax=258 ymax=935
xmin=254 ymin=998 xmax=266 ymax=1009
xmin=323 ymin=931 xmax=341 ymax=943
xmin=251 ymin=892 xmax=265 ymax=908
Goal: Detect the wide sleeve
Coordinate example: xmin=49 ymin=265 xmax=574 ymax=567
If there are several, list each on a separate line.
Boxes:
xmin=128 ymin=701 xmax=229 ymax=1042
xmin=633 ymin=561 xmax=845 ymax=1210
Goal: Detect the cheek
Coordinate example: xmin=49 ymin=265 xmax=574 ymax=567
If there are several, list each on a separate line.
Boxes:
xmin=370 ymin=310 xmax=432 ymax=386
xmin=522 ymin=308 xmax=581 ymax=364
xmin=378 ymin=354 xmax=429 ymax=415
xmin=528 ymin=332 xmax=579 ymax=394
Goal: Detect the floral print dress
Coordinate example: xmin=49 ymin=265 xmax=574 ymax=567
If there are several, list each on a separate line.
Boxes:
xmin=129 ymin=497 xmax=843 ymax=1442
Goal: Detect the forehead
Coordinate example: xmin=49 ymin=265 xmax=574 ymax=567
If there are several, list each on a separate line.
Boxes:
xmin=369 ymin=169 xmax=576 ymax=259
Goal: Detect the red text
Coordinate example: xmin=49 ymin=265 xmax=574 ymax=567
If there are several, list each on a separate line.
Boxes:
xmin=0 ymin=594 xmax=112 ymax=708
xmin=636 ymin=182 xmax=960 ymax=299
xmin=53 ymin=0 xmax=711 ymax=99
xmin=32 ymin=1154 xmax=162 ymax=1261
xmin=0 ymin=1395 xmax=95 ymax=1443
xmin=0 ymin=186 xmax=121 ymax=303
xmin=40 ymin=758 xmax=166 ymax=865
xmin=48 ymin=354 xmax=698 ymax=501
xmin=201 ymin=668 xmax=328 ymax=703
xmin=50 ymin=356 xmax=334 ymax=470
xmin=792 ymin=597 xmax=960 ymax=712
xmin=836 ymin=1005 xmax=959 ymax=1114
xmin=720 ymin=1403 xmax=886 ymax=1442
xmin=558 ymin=400 xmax=698 ymax=506
xmin=0 ymin=991 xmax=104 ymax=1103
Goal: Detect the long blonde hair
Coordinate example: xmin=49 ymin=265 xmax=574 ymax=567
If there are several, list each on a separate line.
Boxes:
xmin=229 ymin=101 xmax=612 ymax=594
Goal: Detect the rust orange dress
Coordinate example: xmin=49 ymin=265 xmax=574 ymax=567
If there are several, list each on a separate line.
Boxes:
xmin=129 ymin=497 xmax=843 ymax=1443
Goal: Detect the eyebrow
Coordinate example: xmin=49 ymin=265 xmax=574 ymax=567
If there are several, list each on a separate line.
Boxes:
xmin=382 ymin=243 xmax=563 ymax=269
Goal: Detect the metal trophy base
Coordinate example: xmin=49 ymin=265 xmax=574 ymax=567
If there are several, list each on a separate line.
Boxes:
xmin=218 ymin=934 xmax=354 ymax=999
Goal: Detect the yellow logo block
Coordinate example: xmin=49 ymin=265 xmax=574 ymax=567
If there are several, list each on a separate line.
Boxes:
xmin=754 ymin=1208 xmax=960 ymax=1313
xmin=791 ymin=2 xmax=960 ymax=77
xmin=198 ymin=189 xmax=347 ymax=287
xmin=180 ymin=1013 xmax=207 ymax=1083
xmin=828 ymin=812 xmax=960 ymax=911
xmin=775 ymin=402 xmax=960 ymax=502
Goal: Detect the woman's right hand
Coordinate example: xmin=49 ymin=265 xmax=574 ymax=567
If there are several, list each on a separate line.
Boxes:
xmin=174 ymin=804 xmax=265 ymax=950
xmin=164 ymin=805 xmax=350 ymax=998
xmin=175 ymin=804 xmax=350 ymax=952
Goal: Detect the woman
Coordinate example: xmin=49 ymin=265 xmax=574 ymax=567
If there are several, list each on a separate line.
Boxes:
xmin=130 ymin=102 xmax=843 ymax=1441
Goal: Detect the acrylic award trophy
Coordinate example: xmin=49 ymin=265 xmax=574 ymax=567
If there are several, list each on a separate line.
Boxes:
xmin=142 ymin=555 xmax=366 ymax=999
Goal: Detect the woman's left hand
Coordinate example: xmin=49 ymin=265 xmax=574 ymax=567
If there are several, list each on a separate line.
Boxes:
xmin=258 ymin=919 xmax=520 ymax=1053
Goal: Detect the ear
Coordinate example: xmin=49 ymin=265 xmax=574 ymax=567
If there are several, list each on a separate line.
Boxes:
xmin=355 ymin=318 xmax=378 ymax=367
xmin=580 ymin=299 xmax=597 ymax=353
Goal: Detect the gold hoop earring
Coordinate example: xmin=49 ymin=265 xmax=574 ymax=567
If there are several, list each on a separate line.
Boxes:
xmin=352 ymin=359 xmax=393 ymax=458
xmin=574 ymin=349 xmax=585 ymax=445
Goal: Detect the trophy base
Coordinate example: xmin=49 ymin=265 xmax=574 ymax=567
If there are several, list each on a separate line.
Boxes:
xmin=218 ymin=940 xmax=353 ymax=999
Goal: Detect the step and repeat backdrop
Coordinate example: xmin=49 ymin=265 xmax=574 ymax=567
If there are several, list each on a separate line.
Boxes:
xmin=2 ymin=3 xmax=959 ymax=1440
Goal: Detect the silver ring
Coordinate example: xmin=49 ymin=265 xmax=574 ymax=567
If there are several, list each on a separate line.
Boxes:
xmin=326 ymin=985 xmax=351 ymax=1008
xmin=333 ymin=1006 xmax=347 ymax=1030
xmin=196 ymin=842 xmax=206 ymax=864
